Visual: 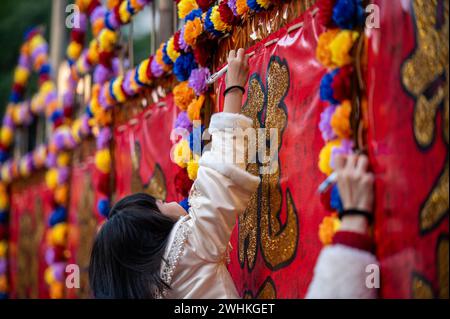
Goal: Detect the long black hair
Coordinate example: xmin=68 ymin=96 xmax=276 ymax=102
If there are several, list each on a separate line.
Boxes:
xmin=89 ymin=193 xmax=175 ymax=299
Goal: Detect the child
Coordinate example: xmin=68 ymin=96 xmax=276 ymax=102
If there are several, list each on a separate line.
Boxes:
xmin=89 ymin=48 xmax=378 ymax=299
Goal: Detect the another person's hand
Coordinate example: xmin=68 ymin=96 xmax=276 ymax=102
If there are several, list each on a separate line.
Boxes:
xmin=334 ymin=154 xmax=374 ymax=234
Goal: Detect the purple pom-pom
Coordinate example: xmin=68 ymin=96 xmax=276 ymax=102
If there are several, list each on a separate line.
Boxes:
xmin=319 ymin=105 xmax=338 ymax=142
xmin=174 ymin=112 xmax=193 ymax=131
xmin=188 ymin=67 xmax=210 ymax=96
xmin=151 ymin=58 xmax=164 ymax=77
xmin=52 ymin=262 xmax=66 ymax=282
xmin=96 ymin=128 xmax=112 ymax=149
xmin=94 ymin=64 xmax=110 ymax=84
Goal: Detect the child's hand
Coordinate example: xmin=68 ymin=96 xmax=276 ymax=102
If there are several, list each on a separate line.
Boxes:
xmin=226 ymin=48 xmax=250 ymax=88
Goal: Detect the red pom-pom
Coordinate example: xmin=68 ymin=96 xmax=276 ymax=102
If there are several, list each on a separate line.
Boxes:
xmin=0 ymin=224 xmax=8 ymax=240
xmin=332 ymin=66 xmax=353 ymax=102
xmin=146 ymin=55 xmax=154 ymax=80
xmin=174 ymin=167 xmax=193 ymax=197
xmin=320 ymin=187 xmax=334 ymax=212
xmin=197 ymin=0 xmax=214 ymax=11
xmin=218 ymin=1 xmax=239 ymax=26
xmin=71 ymin=30 xmax=85 ymax=44
xmin=94 ymin=171 xmax=111 ymax=194
xmin=193 ymin=42 xmax=215 ymax=67
xmin=63 ymin=105 xmax=73 ymax=118
xmin=12 ymin=83 xmax=25 ymax=96
xmin=318 ymin=0 xmax=336 ymax=27
xmin=99 ymin=51 xmax=114 ymax=68
xmin=53 ymin=117 xmax=64 ymax=129
xmin=87 ymin=0 xmax=101 ymax=15
xmin=173 ymin=30 xmax=181 ymax=53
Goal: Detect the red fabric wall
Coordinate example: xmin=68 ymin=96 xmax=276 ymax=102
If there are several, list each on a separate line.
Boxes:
xmin=114 ymin=94 xmax=181 ymax=203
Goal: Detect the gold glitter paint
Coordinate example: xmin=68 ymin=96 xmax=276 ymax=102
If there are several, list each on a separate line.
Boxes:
xmin=242 ymin=277 xmax=277 ymax=299
xmin=437 ymin=237 xmax=449 ymax=299
xmin=238 ymin=58 xmax=298 ymax=271
xmin=412 ymin=275 xmax=434 ymax=299
xmin=402 ymin=0 xmax=449 ymax=233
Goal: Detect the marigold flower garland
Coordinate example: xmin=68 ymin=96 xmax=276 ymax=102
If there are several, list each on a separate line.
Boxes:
xmin=315 ymin=0 xmax=364 ymax=245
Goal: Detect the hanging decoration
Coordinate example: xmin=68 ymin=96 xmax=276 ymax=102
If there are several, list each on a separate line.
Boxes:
xmin=315 ymin=0 xmax=364 ymax=245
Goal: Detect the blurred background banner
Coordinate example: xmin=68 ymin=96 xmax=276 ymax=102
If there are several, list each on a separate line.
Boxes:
xmin=8 ymin=175 xmax=53 ymax=298
xmin=366 ymin=0 xmax=449 ymax=298
xmin=113 ymin=94 xmax=179 ymax=203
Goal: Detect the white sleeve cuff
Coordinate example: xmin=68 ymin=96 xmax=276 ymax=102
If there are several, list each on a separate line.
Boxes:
xmin=208 ymin=112 xmax=254 ymax=132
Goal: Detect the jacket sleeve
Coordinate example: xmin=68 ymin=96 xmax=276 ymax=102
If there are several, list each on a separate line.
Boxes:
xmin=305 ymin=244 xmax=379 ymax=299
xmin=187 ymin=112 xmax=261 ymax=263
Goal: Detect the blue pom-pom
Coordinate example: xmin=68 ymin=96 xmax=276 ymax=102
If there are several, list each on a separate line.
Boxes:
xmin=0 ymin=150 xmax=9 ymax=163
xmin=98 ymin=199 xmax=110 ymax=218
xmin=49 ymin=206 xmax=67 ymax=227
xmin=185 ymin=9 xmax=203 ymax=22
xmin=247 ymin=0 xmax=264 ymax=12
xmin=330 ymin=184 xmax=344 ymax=213
xmin=50 ymin=110 xmax=63 ymax=122
xmin=86 ymin=105 xmax=94 ymax=118
xmin=332 ymin=0 xmax=364 ymax=29
xmin=162 ymin=43 xmax=173 ymax=66
xmin=179 ymin=198 xmax=190 ymax=213
xmin=10 ymin=91 xmax=22 ymax=103
xmin=0 ymin=293 xmax=8 ymax=300
xmin=0 ymin=212 xmax=8 ymax=223
xmin=39 ymin=63 xmax=51 ymax=76
xmin=173 ymin=53 xmax=197 ymax=82
xmin=320 ymin=70 xmax=339 ymax=105
xmin=204 ymin=8 xmax=224 ymax=37
xmin=104 ymin=12 xmax=115 ymax=31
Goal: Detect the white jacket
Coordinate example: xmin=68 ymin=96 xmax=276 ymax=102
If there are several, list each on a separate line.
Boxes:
xmin=160 ymin=112 xmax=378 ymax=299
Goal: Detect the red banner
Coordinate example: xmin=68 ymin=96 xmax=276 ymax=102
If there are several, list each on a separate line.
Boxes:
xmin=113 ymin=94 xmax=181 ymax=203
xmin=66 ymin=159 xmax=98 ymax=299
xmin=366 ymin=0 xmax=449 ymax=298
xmin=217 ymin=8 xmax=329 ymax=298
xmin=8 ymin=178 xmax=53 ymax=299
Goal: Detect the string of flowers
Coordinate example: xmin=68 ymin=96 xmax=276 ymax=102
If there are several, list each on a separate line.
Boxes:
xmin=315 ymin=0 xmax=364 ymax=245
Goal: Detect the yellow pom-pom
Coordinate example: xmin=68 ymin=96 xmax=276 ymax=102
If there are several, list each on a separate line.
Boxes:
xmin=0 ymin=241 xmax=7 ymax=258
xmin=187 ymin=95 xmax=205 ymax=121
xmin=211 ymin=5 xmax=230 ymax=33
xmin=112 ymin=76 xmax=126 ymax=103
xmin=57 ymin=152 xmax=71 ymax=167
xmin=319 ymin=213 xmax=341 ymax=245
xmin=329 ymin=30 xmax=359 ymax=67
xmin=29 ymin=34 xmax=45 ymax=52
xmin=0 ymin=191 xmax=8 ymax=211
xmin=67 ymin=41 xmax=83 ymax=61
xmin=119 ymin=0 xmax=132 ymax=23
xmin=318 ymin=139 xmax=341 ymax=176
xmin=44 ymin=267 xmax=56 ymax=285
xmin=137 ymin=59 xmax=151 ymax=85
xmin=0 ymin=275 xmax=8 ymax=293
xmin=172 ymin=140 xmax=191 ymax=168
xmin=14 ymin=67 xmax=30 ymax=86
xmin=316 ymin=29 xmax=340 ymax=69
xmin=167 ymin=37 xmax=180 ymax=63
xmin=184 ymin=18 xmax=203 ymax=47
xmin=0 ymin=166 xmax=12 ymax=184
xmin=49 ymin=281 xmax=64 ymax=299
xmin=55 ymin=185 xmax=69 ymax=205
xmin=46 ymin=169 xmax=59 ymax=190
xmin=173 ymin=81 xmax=195 ymax=111
xmin=178 ymin=0 xmax=199 ymax=19
xmin=236 ymin=0 xmax=249 ymax=16
xmin=256 ymin=0 xmax=271 ymax=9
xmin=187 ymin=157 xmax=199 ymax=180
xmin=95 ymin=149 xmax=111 ymax=174
xmin=331 ymin=100 xmax=352 ymax=138
xmin=50 ymin=223 xmax=68 ymax=247
xmin=98 ymin=29 xmax=117 ymax=52
xmin=0 ymin=126 xmax=14 ymax=147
